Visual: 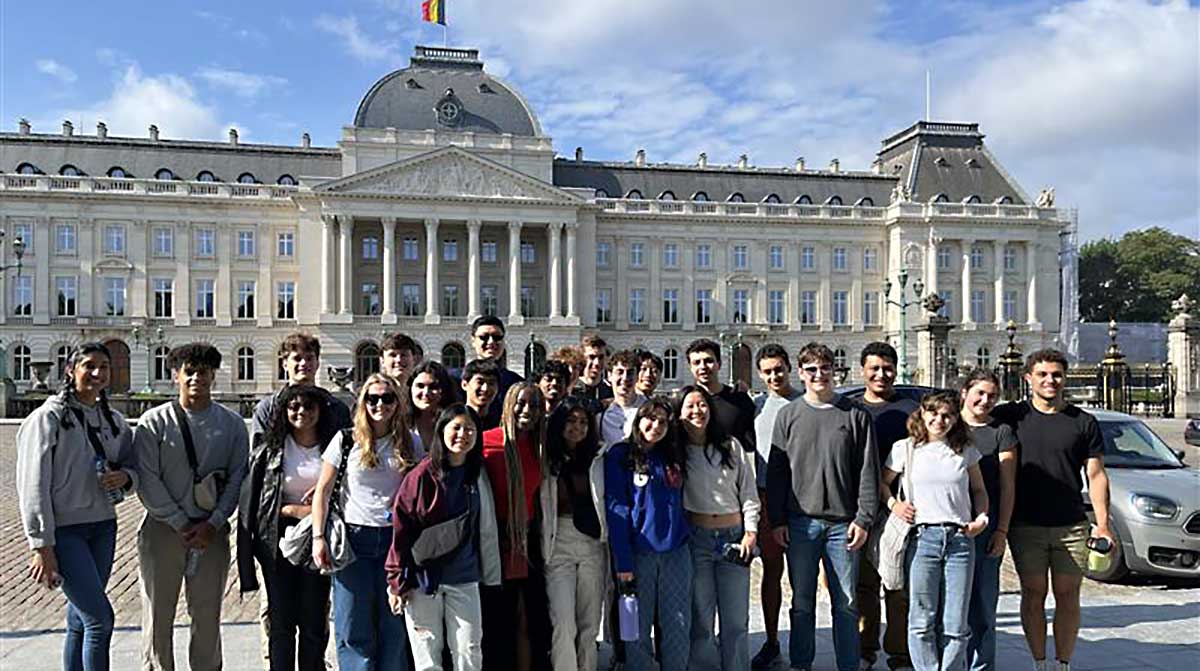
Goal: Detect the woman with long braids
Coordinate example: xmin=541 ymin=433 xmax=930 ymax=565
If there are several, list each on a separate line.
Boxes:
xmin=17 ymin=342 xmax=137 ymax=671
xmin=406 ymin=360 xmax=459 ymax=457
xmin=312 ymin=373 xmax=418 ymax=671
xmin=480 ymin=382 xmax=552 ymax=671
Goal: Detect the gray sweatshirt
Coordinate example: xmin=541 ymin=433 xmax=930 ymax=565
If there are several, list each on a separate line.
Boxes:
xmin=134 ymin=400 xmax=249 ymax=532
xmin=17 ymin=394 xmax=137 ymax=549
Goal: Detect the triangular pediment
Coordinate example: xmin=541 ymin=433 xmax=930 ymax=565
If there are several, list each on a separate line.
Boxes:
xmin=314 ymin=146 xmax=580 ymax=203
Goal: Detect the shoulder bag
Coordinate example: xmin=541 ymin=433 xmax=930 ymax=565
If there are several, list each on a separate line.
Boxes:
xmin=172 ymin=401 xmax=226 ymax=512
xmin=279 ymin=429 xmax=356 ymax=574
xmin=867 ymin=437 xmax=916 ymax=591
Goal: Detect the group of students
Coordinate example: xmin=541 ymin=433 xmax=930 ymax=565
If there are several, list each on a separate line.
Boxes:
xmin=17 ymin=314 xmax=1113 ymax=671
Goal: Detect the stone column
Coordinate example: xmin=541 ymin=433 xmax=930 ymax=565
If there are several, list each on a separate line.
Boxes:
xmin=215 ymin=226 xmax=232 ymax=326
xmin=960 ymin=239 xmax=973 ymax=327
xmin=424 ymin=218 xmax=440 ymax=324
xmin=916 ymin=316 xmax=955 ymax=388
xmin=174 ymin=222 xmax=191 ymax=327
xmin=1026 ymin=241 xmax=1040 ymax=328
xmin=819 ymin=242 xmax=832 ymax=331
xmin=1168 ymin=296 xmax=1199 ymax=416
xmin=788 ymin=241 xmax=802 ymax=330
xmin=993 ymin=240 xmax=1006 ymax=326
xmin=548 ymin=222 xmax=563 ymax=322
xmin=648 ymin=238 xmax=662 ymax=330
xmin=507 ymin=221 xmax=524 ymax=325
xmin=321 ymin=215 xmax=335 ymax=316
xmin=257 ymin=234 xmax=273 ymax=327
xmin=466 ymin=219 xmax=482 ymax=321
xmin=76 ymin=218 xmax=93 ymax=319
xmin=129 ymin=219 xmax=148 ymax=319
xmin=381 ymin=217 xmax=397 ymax=323
xmin=338 ymin=216 xmax=354 ymax=317
xmin=0 ymin=216 xmax=8 ymax=324
xmin=926 ymin=233 xmax=939 ymax=300
xmin=33 ymin=217 xmax=50 ymax=324
xmin=565 ymin=222 xmax=579 ymax=322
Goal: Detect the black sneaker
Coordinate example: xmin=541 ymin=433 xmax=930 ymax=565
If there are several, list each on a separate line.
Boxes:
xmin=752 ymin=640 xmax=781 ymax=670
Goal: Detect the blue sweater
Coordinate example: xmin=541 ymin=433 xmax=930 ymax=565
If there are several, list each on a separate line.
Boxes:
xmin=604 ymin=442 xmax=691 ymax=573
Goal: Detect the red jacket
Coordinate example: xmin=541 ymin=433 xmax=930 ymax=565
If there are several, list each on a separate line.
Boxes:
xmin=482 ymin=428 xmax=543 ymax=578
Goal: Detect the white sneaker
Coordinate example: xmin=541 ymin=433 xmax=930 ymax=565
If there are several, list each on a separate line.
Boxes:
xmin=1053 ymin=661 xmax=1071 ymax=671
xmin=858 ymin=661 xmax=874 ymax=671
xmin=1031 ymin=660 xmax=1047 ymax=671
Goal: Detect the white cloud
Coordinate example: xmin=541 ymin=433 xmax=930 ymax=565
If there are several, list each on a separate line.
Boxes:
xmin=35 ymin=59 xmax=77 ymax=84
xmin=70 ymin=65 xmax=224 ymax=141
xmin=314 ymin=14 xmax=404 ymax=66
xmin=197 ymin=67 xmax=287 ymax=99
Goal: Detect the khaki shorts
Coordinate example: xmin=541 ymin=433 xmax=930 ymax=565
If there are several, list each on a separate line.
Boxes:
xmin=1008 ymin=522 xmax=1090 ymax=577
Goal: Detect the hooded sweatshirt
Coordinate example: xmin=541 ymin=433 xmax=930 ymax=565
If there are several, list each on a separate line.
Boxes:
xmin=17 ymin=393 xmax=137 ymax=549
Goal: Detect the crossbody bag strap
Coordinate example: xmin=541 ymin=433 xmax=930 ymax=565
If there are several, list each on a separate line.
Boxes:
xmin=171 ymin=401 xmax=202 ymax=483
xmin=70 ymin=407 xmax=109 ymax=463
xmin=901 ymin=438 xmax=915 ymax=504
xmin=328 ymin=428 xmax=354 ymax=516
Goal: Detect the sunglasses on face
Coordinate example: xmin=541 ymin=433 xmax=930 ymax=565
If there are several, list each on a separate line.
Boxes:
xmin=365 ymin=392 xmax=399 ymax=406
xmin=286 ymin=401 xmax=317 ymax=412
xmin=477 ymin=333 xmax=504 ymax=343
xmin=802 ymin=365 xmax=833 ymax=376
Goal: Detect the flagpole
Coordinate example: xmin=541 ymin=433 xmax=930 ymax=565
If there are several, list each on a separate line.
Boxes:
xmin=443 ymin=23 xmax=447 ymax=47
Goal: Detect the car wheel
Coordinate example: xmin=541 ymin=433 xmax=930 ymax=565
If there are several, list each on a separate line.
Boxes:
xmin=1085 ymin=535 xmax=1130 ymax=582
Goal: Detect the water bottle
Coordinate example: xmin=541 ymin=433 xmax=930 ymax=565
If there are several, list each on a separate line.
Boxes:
xmin=185 ymin=548 xmax=204 ymax=578
xmin=1086 ymin=536 xmax=1113 ymax=574
xmin=95 ymin=456 xmax=125 ymax=504
xmin=618 ymin=579 xmax=639 ymax=642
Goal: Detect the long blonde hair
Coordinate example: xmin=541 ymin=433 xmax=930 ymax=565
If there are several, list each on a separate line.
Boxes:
xmin=499 ymin=382 xmax=545 ymax=559
xmin=352 ymin=373 xmax=415 ymax=470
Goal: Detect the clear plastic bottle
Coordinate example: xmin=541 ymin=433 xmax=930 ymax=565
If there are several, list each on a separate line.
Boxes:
xmin=185 ymin=548 xmax=204 ymax=578
xmin=94 ymin=456 xmax=125 ymax=504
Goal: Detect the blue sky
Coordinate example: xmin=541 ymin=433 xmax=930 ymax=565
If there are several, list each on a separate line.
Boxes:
xmin=3 ymin=0 xmax=1196 ymax=241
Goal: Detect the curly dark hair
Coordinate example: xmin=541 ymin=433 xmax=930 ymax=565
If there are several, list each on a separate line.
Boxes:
xmin=167 ymin=342 xmax=222 ymax=371
xmin=262 ymin=384 xmax=327 ymax=453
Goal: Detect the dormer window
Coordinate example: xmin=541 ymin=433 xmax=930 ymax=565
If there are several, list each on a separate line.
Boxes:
xmin=595 ymin=188 xmax=609 ymax=198
xmin=764 ymin=194 xmax=781 ymax=203
xmin=933 ymin=156 xmax=949 ymax=167
xmin=197 ymin=171 xmax=217 ymax=182
xmin=932 ymin=193 xmax=950 ymax=203
xmin=59 ymin=165 xmax=82 ymax=176
xmin=892 ymin=163 xmax=904 ymax=173
xmin=155 ymin=168 xmax=175 ymax=180
xmin=965 ymin=158 xmax=980 ymax=168
xmin=728 ymin=193 xmax=745 ymax=203
xmin=795 ymin=195 xmax=812 ymax=204
xmin=855 ymin=197 xmax=874 ymax=206
xmin=693 ymin=191 xmax=709 ymax=202
xmin=826 ymin=195 xmax=843 ymax=205
xmin=277 ymin=174 xmax=297 ymax=186
xmin=237 ymin=172 xmax=257 ymax=184
xmin=995 ymin=195 xmax=1014 ymax=205
xmin=626 ymin=189 xmax=643 ymax=199
xmin=107 ymin=166 xmax=128 ymax=178
xmin=478 ymin=82 xmax=495 ymax=94
xmin=16 ymin=163 xmax=38 ymax=175
xmin=964 ymin=195 xmax=982 ymax=204
xmin=405 ymin=78 xmax=422 ymax=89
xmin=658 ymin=191 xmax=675 ymax=201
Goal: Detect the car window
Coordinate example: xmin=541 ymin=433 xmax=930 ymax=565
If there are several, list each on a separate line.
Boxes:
xmin=1099 ymin=420 xmax=1183 ymax=469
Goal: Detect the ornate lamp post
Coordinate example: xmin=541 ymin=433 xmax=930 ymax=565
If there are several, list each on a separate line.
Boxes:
xmin=718 ymin=330 xmax=744 ymax=386
xmin=1100 ymin=319 xmax=1130 ymax=413
xmin=525 ymin=332 xmax=539 ymax=380
xmin=0 ymin=229 xmax=26 ymax=275
xmin=883 ymin=268 xmax=925 ymax=384
xmin=997 ymin=320 xmax=1024 ymax=401
xmin=131 ymin=324 xmax=167 ymax=394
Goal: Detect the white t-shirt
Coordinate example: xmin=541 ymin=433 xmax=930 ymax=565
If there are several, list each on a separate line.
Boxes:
xmin=322 ymin=431 xmax=405 ymax=527
xmin=410 ymin=429 xmax=428 ymax=462
xmin=282 ymin=435 xmax=323 ymax=505
xmin=600 ymin=395 xmax=646 ymax=448
xmin=885 ymin=438 xmax=981 ymax=525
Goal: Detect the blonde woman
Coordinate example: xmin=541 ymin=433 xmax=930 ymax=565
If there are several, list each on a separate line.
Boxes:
xmin=312 ymin=373 xmax=417 ymax=671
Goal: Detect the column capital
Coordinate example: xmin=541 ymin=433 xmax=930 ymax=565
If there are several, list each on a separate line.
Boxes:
xmin=564 ymin=221 xmax=580 ymax=231
xmin=507 ymin=220 xmax=523 ymax=232
xmin=381 ymin=216 xmax=397 ymax=228
xmin=466 ymin=219 xmax=482 ymax=232
xmin=320 ymin=213 xmax=337 ymax=225
xmin=424 ymin=217 xmax=440 ymax=228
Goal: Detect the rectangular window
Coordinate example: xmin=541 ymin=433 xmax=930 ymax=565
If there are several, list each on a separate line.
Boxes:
xmin=237 ymin=349 xmax=255 ymax=382
xmin=443 ymin=239 xmax=458 ymax=262
xmin=769 ymin=245 xmax=784 ymax=270
xmin=696 ymin=289 xmax=713 ymax=324
xmin=938 ymin=290 xmax=952 ymax=318
xmin=13 ymin=222 xmax=33 ymax=253
xmin=277 ymin=232 xmax=294 ymax=258
xmin=195 ymin=279 xmax=215 ymax=318
xmin=154 ymin=279 xmax=174 ymax=318
xmin=401 ymin=284 xmax=421 ymax=317
xmin=12 ymin=276 xmax=32 ymax=316
xmin=801 ymin=290 xmax=817 ymax=325
xmin=662 ymin=243 xmax=679 ymax=268
xmin=629 ymin=288 xmax=645 ymax=324
xmin=55 ymin=276 xmax=77 ymax=317
xmin=696 ymin=244 xmax=711 ymax=269
xmin=482 ymin=241 xmax=497 ymax=264
xmin=1003 ymin=289 xmax=1018 ymax=321
xmin=630 ymin=243 xmax=644 ymax=268
xmin=596 ymin=242 xmax=611 ymax=267
xmin=970 ymin=289 xmax=986 ymax=322
xmin=520 ymin=242 xmax=536 ymax=265
xmin=937 ymin=246 xmax=951 ymax=270
xmin=1004 ymin=246 xmax=1017 ymax=271
xmin=237 ymin=280 xmax=256 ymax=319
xmin=801 ymin=246 xmax=815 ymax=270
xmin=596 ymin=289 xmax=612 ymax=323
xmin=103 ymin=225 xmax=126 ymax=256
xmin=237 ymin=231 xmax=255 ymax=257
xmin=104 ymin=277 xmax=126 ymax=316
xmin=362 ymin=237 xmax=380 ymax=260
xmin=402 ymin=237 xmax=419 ymax=261
xmin=362 ymin=282 xmax=381 ymax=315
xmin=442 ymin=285 xmax=460 ymax=316
xmin=278 ymin=281 xmax=298 ymax=319
xmin=732 ymin=289 xmax=750 ymax=323
xmin=832 ymin=291 xmax=848 ymax=325
xmin=863 ymin=248 xmax=878 ymax=271
xmin=662 ymin=288 xmax=679 ymax=324
xmin=520 ymin=286 xmax=536 ymax=317
xmin=195 ymin=229 xmax=215 ymax=257
xmin=481 ymin=285 xmax=498 ymax=316
xmin=56 ymin=223 xmax=76 ymax=254
xmin=970 ymin=246 xmax=984 ymax=270
xmin=733 ymin=245 xmax=748 ymax=270
xmin=833 ymin=247 xmax=847 ymax=271
xmin=863 ymin=290 xmax=878 ymax=325
xmin=153 ymin=227 xmax=173 ymax=257
xmin=768 ymin=289 xmax=785 ymax=324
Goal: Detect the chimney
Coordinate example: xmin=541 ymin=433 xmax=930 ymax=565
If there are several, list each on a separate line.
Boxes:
xmin=301 ymin=132 xmax=311 ymax=148
xmin=96 ymin=122 xmax=108 ymax=139
xmin=697 ymin=152 xmax=708 ymax=168
xmin=62 ymin=120 xmax=74 ymax=136
xmin=634 ymin=148 xmax=646 ymax=167
xmin=574 ymin=146 xmax=583 ymax=162
xmin=737 ymin=154 xmax=749 ymax=170
xmin=795 ymin=156 xmax=806 ymax=171
xmin=148 ymin=124 xmax=159 ymax=141
xmin=829 ymin=158 xmax=840 ymax=173
xmin=18 ymin=118 xmax=30 ymax=135
xmin=228 ymin=128 xmax=239 ymax=145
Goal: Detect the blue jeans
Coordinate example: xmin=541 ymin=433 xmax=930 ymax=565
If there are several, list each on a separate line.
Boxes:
xmin=630 ymin=543 xmax=693 ymax=671
xmin=784 ymin=514 xmax=860 ymax=671
xmin=968 ymin=517 xmax=1001 ymax=671
xmin=56 ymin=519 xmax=117 ymax=671
xmin=332 ymin=524 xmax=409 ymax=671
xmin=907 ymin=525 xmax=975 ymax=671
xmin=689 ymin=525 xmax=750 ymax=671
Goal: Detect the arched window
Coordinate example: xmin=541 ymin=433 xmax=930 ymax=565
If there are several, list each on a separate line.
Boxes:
xmin=662 ymin=348 xmax=678 ymax=380
xmin=196 ymin=171 xmax=217 ymax=182
xmin=12 ymin=344 xmax=31 ymax=381
xmin=55 ymin=344 xmax=71 ymax=381
xmin=523 ymin=342 xmax=547 ymax=378
xmin=976 ymin=346 xmax=991 ymax=369
xmin=826 ymin=195 xmax=843 ymax=205
xmin=692 ymin=191 xmax=709 ymax=202
xmin=355 ymin=342 xmax=381 ymax=384
xmin=795 ymin=195 xmax=812 ymax=204
xmin=16 ymin=163 xmax=38 ymax=175
xmin=728 ymin=192 xmax=745 ymax=202
xmin=59 ymin=165 xmax=82 ymax=176
xmin=595 ymin=188 xmax=609 ymax=199
xmin=236 ymin=346 xmax=256 ymax=381
xmin=932 ymin=193 xmax=950 ymax=203
xmin=154 ymin=168 xmax=175 ymax=180
xmin=277 ymin=174 xmax=297 ymax=186
xmin=996 ymin=196 xmax=1013 ymax=205
xmin=441 ymin=342 xmax=466 ymax=371
xmin=658 ymin=191 xmax=675 ymax=201
xmin=855 ymin=197 xmax=874 ymax=206
xmin=237 ymin=172 xmax=257 ymax=184
xmin=154 ymin=345 xmax=171 ymax=382
xmin=764 ymin=193 xmax=781 ymax=203
xmin=625 ymin=189 xmax=643 ymax=200
xmin=964 ymin=195 xmax=982 ymax=204
xmin=833 ymin=348 xmax=847 ymax=370
xmin=107 ymin=166 xmax=128 ymax=178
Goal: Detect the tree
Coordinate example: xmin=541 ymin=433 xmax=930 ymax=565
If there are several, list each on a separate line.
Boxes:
xmin=1079 ymin=227 xmax=1200 ymax=323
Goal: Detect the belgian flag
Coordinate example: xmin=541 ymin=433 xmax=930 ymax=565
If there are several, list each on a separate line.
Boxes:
xmin=422 ymin=0 xmax=446 ymax=25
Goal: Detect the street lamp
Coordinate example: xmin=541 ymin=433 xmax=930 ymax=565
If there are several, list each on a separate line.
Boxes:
xmin=131 ymin=324 xmax=166 ymax=393
xmin=883 ymin=267 xmax=925 ymax=383
xmin=0 ymin=230 xmax=27 ymax=275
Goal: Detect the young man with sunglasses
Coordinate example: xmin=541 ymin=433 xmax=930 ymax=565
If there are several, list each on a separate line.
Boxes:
xmin=855 ymin=342 xmax=919 ymax=671
xmin=686 ymin=338 xmax=756 ymax=453
xmin=471 ymin=315 xmax=524 ymax=431
xmin=768 ymin=342 xmax=879 ymax=671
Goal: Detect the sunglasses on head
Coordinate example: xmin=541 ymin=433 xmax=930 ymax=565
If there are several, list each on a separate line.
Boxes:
xmin=477 ymin=333 xmax=504 ymax=343
xmin=365 ymin=392 xmax=398 ymax=406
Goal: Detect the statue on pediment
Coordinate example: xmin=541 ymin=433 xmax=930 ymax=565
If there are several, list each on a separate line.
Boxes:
xmin=1035 ymin=187 xmax=1055 ymax=208
xmin=890 ymin=182 xmax=911 ymax=204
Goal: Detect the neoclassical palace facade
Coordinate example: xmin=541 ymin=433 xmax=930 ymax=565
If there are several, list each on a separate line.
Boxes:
xmin=0 ymin=46 xmax=1068 ymax=394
